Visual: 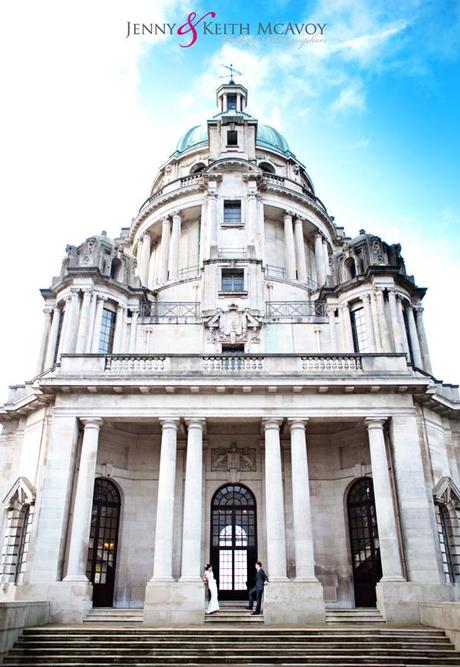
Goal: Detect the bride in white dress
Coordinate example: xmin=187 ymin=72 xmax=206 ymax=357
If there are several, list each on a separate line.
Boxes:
xmin=203 ymin=564 xmax=219 ymax=614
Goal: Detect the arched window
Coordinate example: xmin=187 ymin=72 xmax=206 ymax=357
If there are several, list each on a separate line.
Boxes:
xmin=347 ymin=477 xmax=382 ymax=607
xmin=86 ymin=478 xmax=121 ymax=607
xmin=433 ymin=476 xmax=460 ymax=583
xmin=190 ymin=162 xmax=206 ymax=175
xmin=0 ymin=477 xmax=35 ymax=585
xmin=344 ymin=257 xmax=356 ymax=280
xmin=210 ymin=484 xmax=257 ymax=600
xmin=259 ymin=161 xmax=275 ymax=174
xmin=110 ymin=258 xmax=123 ymax=282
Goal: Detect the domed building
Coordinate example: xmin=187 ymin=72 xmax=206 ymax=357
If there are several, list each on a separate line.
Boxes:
xmin=0 ymin=81 xmax=459 ymax=633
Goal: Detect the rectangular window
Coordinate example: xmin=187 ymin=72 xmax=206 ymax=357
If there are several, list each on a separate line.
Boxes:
xmin=221 ymin=269 xmax=245 ymax=292
xmin=222 ymin=344 xmax=245 ymax=354
xmin=227 ymin=130 xmax=238 ymax=146
xmin=223 ymin=200 xmax=242 ymax=225
xmin=99 ymin=308 xmax=116 ymax=353
xmin=350 ymin=307 xmax=368 ymax=353
xmin=227 ymin=94 xmax=237 ymax=111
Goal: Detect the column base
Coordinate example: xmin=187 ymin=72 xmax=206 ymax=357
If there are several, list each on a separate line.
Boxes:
xmin=377 ymin=580 xmax=455 ymax=624
xmin=14 ymin=581 xmax=93 ymax=624
xmin=143 ymin=579 xmax=205 ymax=625
xmin=264 ymin=579 xmax=325 ymax=625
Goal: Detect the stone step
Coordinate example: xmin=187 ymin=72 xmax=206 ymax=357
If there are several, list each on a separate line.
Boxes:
xmin=326 ymin=608 xmax=385 ymax=624
xmin=84 ymin=608 xmax=143 ymax=623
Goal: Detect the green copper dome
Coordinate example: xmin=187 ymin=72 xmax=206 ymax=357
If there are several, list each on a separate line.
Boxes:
xmin=174 ymin=123 xmax=291 ymax=155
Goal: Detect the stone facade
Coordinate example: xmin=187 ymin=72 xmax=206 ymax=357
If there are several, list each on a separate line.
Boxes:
xmin=0 ymin=81 xmax=459 ymax=626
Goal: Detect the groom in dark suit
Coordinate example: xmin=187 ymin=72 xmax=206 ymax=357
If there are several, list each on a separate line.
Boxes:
xmin=247 ymin=561 xmax=268 ymax=615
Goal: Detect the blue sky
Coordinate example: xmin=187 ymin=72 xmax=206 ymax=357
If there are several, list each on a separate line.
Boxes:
xmin=0 ymin=0 xmax=459 ymax=391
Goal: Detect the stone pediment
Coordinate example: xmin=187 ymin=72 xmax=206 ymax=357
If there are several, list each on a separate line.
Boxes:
xmin=2 ymin=476 xmax=36 ymax=509
xmin=433 ymin=476 xmax=460 ymax=508
xmin=207 ymin=158 xmax=260 ymax=175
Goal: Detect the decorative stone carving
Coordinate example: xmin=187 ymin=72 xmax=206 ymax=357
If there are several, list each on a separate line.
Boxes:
xmin=211 ymin=445 xmax=256 ymax=472
xmin=204 ymin=303 xmax=263 ymax=345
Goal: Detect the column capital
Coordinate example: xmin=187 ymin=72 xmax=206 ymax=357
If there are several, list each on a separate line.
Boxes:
xmin=262 ymin=417 xmax=283 ymax=430
xmin=184 ymin=417 xmax=206 ymax=429
xmin=80 ymin=417 xmax=104 ymax=430
xmin=414 ymin=305 xmax=424 ymax=314
xmin=43 ymin=306 xmax=53 ymax=316
xmin=162 ymin=217 xmax=171 ymax=225
xmin=172 ymin=210 xmax=181 ymax=219
xmin=69 ymin=287 xmax=80 ymax=295
xmin=159 ymin=417 xmax=180 ymax=430
xmin=283 ymin=211 xmax=293 ymax=220
xmin=364 ymin=417 xmax=388 ymax=430
xmin=287 ymin=418 xmax=309 ymax=430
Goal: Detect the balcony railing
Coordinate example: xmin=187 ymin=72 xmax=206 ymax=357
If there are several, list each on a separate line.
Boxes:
xmin=52 ymin=353 xmax=411 ymax=380
xmin=265 ymin=266 xmax=321 ymax=290
xmin=266 ymin=301 xmax=326 ymax=318
xmin=140 ymin=302 xmax=200 ymax=320
xmin=218 ymin=248 xmax=247 ymax=259
xmin=179 ymin=266 xmax=200 ymax=280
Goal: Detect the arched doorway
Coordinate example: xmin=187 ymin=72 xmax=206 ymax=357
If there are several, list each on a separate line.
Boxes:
xmin=85 ymin=478 xmax=121 ymax=607
xmin=210 ymin=484 xmax=257 ymax=600
xmin=347 ymin=477 xmax=382 ymax=607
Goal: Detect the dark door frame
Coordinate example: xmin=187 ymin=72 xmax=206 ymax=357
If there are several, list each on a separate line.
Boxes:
xmin=210 ymin=484 xmax=257 ymax=600
xmin=347 ymin=476 xmax=382 ymax=607
xmin=86 ymin=477 xmax=121 ymax=607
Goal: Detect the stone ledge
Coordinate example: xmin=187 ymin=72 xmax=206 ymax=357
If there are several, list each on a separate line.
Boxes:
xmin=0 ymin=600 xmax=49 ymax=656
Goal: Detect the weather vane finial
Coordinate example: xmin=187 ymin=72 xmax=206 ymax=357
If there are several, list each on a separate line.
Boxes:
xmin=220 ymin=63 xmax=243 ymax=85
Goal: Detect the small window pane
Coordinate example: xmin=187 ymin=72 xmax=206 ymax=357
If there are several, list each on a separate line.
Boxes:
xmin=221 ymin=270 xmax=244 ymax=292
xmin=223 ymin=201 xmax=241 ymax=225
xmin=99 ymin=309 xmax=116 ymax=353
xmin=350 ymin=307 xmax=368 ymax=353
xmin=227 ymin=130 xmax=238 ymax=146
xmin=227 ymin=94 xmax=237 ymax=111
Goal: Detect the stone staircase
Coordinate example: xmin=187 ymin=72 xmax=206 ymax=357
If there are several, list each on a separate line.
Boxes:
xmin=3 ymin=626 xmax=460 ymax=665
xmin=205 ymin=600 xmax=264 ymax=623
xmin=84 ymin=608 xmax=143 ymax=623
xmin=326 ymin=608 xmax=385 ymax=624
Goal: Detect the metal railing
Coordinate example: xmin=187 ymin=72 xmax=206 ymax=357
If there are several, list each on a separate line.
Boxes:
xmin=266 ymin=301 xmax=326 ymax=318
xmin=140 ymin=302 xmax=200 ymax=320
xmin=218 ymin=248 xmax=247 ymax=259
xmin=179 ymin=266 xmax=200 ymax=280
xmin=265 ymin=265 xmax=287 ymax=280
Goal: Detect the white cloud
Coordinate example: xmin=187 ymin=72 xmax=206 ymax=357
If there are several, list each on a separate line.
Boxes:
xmin=331 ymin=80 xmax=366 ymax=112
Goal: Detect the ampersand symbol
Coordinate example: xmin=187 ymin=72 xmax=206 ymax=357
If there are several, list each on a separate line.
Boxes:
xmin=177 ymin=11 xmax=217 ymax=48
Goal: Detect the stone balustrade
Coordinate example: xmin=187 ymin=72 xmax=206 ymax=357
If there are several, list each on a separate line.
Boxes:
xmin=53 ymin=352 xmax=410 ymax=379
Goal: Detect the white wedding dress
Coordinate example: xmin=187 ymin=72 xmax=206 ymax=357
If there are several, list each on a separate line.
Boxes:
xmin=204 ymin=571 xmax=219 ymax=613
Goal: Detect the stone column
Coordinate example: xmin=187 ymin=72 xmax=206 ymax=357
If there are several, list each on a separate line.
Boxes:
xmin=288 ymin=419 xmax=317 ymax=580
xmin=208 ymin=192 xmax=218 ymax=256
xmin=180 ymin=419 xmax=205 ymax=580
xmin=340 ymin=304 xmax=354 ymax=352
xmin=365 ymin=418 xmax=405 ymax=581
xmin=135 ymin=237 xmax=143 ymax=278
xmin=375 ymin=288 xmax=392 ymax=352
xmin=148 ymin=245 xmax=157 ymax=289
xmin=75 ymin=289 xmax=93 ymax=354
xmin=294 ymin=218 xmax=308 ymax=283
xmin=396 ymin=297 xmax=411 ymax=356
xmin=406 ymin=306 xmax=423 ymax=368
xmin=262 ymin=419 xmax=287 ymax=579
xmin=90 ymin=295 xmax=107 ymax=353
xmin=158 ymin=218 xmax=171 ymax=284
xmin=85 ymin=291 xmax=98 ymax=353
xmin=168 ymin=212 xmax=182 ymax=282
xmin=323 ymin=239 xmax=331 ymax=278
xmin=370 ymin=290 xmax=383 ymax=352
xmin=414 ymin=306 xmax=433 ymax=374
xmin=36 ymin=307 xmax=53 ymax=375
xmin=247 ymin=192 xmax=258 ymax=251
xmin=62 ymin=288 xmax=81 ymax=354
xmin=140 ymin=233 xmax=151 ymax=286
xmin=128 ymin=307 xmax=139 ymax=353
xmin=57 ymin=296 xmax=71 ymax=358
xmin=327 ymin=306 xmax=337 ymax=352
xmin=362 ymin=294 xmax=377 ymax=353
xmin=44 ymin=306 xmax=61 ymax=369
xmin=314 ymin=233 xmax=325 ymax=285
xmin=388 ymin=289 xmax=404 ymax=352
xmin=151 ymin=418 xmax=179 ymax=580
xmin=283 ymin=213 xmax=296 ymax=281
xmin=64 ymin=418 xmax=103 ymax=580
xmin=112 ymin=303 xmax=125 ymax=353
